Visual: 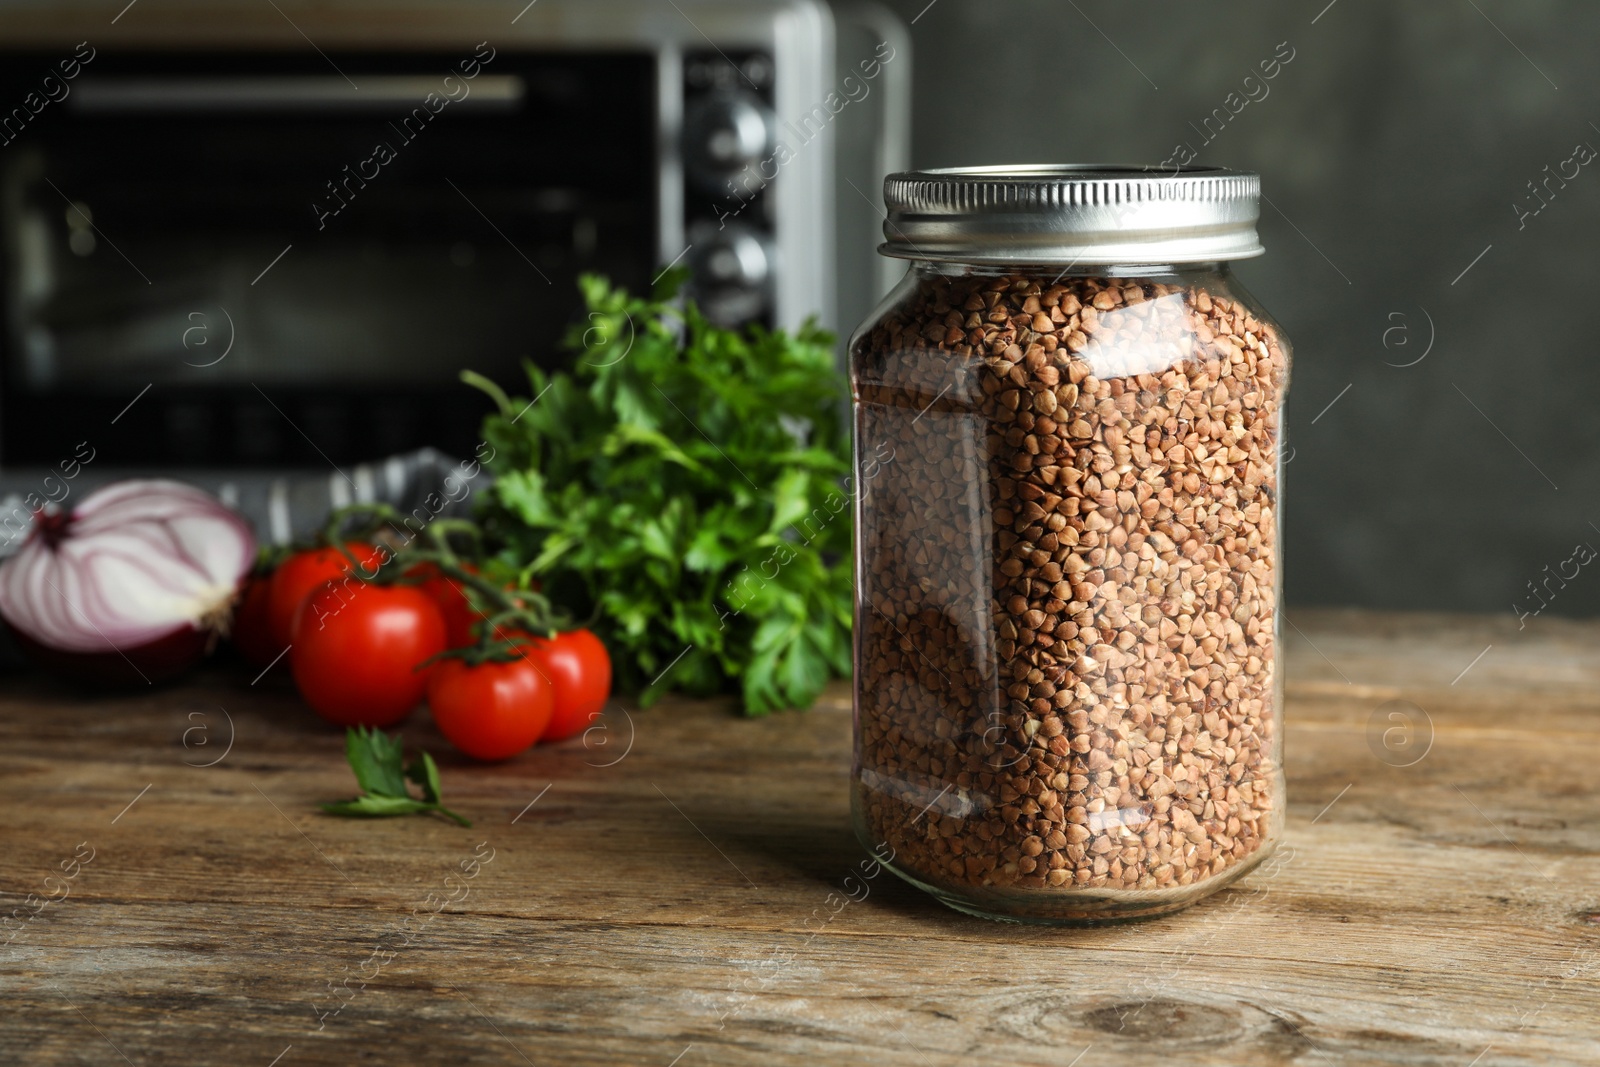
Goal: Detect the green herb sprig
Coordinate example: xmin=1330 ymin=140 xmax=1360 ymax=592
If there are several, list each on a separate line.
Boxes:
xmin=321 ymin=726 xmax=471 ymax=826
xmin=467 ymin=271 xmax=853 ymax=714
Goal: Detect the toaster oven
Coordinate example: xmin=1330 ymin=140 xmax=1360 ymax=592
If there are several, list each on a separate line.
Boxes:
xmin=0 ymin=0 xmax=908 ymax=468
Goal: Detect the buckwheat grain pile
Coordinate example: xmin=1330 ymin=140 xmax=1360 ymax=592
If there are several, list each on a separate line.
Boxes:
xmin=853 ymin=270 xmax=1286 ymax=906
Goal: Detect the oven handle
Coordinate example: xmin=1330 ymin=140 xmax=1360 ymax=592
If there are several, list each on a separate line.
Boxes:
xmin=69 ymin=75 xmax=525 ymax=112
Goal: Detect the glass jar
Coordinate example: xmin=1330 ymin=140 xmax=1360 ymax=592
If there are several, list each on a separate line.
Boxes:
xmin=849 ymin=166 xmax=1290 ymax=923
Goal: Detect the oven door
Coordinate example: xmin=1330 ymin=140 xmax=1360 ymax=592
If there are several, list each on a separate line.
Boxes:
xmin=0 ymin=49 xmax=656 ymax=466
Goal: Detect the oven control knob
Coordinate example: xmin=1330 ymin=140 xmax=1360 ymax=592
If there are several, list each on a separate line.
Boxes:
xmin=683 ymin=91 xmax=775 ymax=191
xmin=687 ymin=222 xmax=773 ymax=325
xmin=694 ymin=225 xmax=772 ymax=288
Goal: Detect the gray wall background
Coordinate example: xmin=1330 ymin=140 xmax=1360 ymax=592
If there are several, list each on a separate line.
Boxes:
xmin=865 ymin=0 xmax=1600 ymax=620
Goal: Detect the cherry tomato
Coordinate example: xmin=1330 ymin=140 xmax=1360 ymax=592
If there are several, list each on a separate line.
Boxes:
xmin=267 ymin=542 xmax=384 ymax=650
xmin=411 ymin=563 xmax=542 ymax=650
xmin=427 ymin=655 xmax=554 ymax=761
xmin=524 ymin=629 xmax=613 ymax=742
xmin=230 ymin=574 xmax=278 ymax=668
xmin=289 ymin=580 xmax=445 ymax=727
xmin=409 ymin=562 xmax=481 ymax=650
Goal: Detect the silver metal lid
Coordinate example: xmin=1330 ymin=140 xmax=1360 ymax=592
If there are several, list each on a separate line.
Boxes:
xmin=880 ymin=164 xmax=1264 ymax=265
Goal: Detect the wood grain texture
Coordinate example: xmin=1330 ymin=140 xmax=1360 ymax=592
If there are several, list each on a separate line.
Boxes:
xmin=2 ymin=609 xmax=1598 ymax=1066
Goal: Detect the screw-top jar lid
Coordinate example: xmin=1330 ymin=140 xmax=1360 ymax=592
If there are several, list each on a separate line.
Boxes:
xmin=880 ymin=164 xmax=1263 ymax=265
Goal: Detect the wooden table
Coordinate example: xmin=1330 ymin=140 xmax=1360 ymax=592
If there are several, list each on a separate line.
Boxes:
xmin=3 ymin=609 xmax=1598 ymax=1066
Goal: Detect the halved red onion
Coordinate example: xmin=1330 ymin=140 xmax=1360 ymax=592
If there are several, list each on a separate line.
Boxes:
xmin=0 ymin=479 xmax=256 ymax=684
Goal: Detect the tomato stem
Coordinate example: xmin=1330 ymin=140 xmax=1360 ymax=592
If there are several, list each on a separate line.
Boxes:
xmin=318 ymin=503 xmax=565 ymax=659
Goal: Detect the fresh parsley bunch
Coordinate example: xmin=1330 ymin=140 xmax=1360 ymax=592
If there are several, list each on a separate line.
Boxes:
xmin=467 ymin=272 xmax=852 ymax=714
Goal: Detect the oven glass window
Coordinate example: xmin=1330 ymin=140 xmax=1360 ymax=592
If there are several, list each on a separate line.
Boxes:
xmin=0 ymin=51 xmax=656 ymax=465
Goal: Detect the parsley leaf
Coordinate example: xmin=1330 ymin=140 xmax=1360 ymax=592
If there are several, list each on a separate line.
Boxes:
xmin=405 ymin=750 xmax=444 ymax=806
xmin=321 ymin=726 xmax=470 ymax=826
xmin=344 ymin=725 xmax=408 ymax=797
xmin=470 ymin=272 xmax=853 ymax=715
xmin=321 ymin=795 xmax=435 ymax=818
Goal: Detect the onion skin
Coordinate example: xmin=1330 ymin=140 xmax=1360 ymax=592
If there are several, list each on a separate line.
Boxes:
xmin=0 ymin=479 xmax=256 ymax=687
xmin=7 ymin=621 xmax=214 ymax=686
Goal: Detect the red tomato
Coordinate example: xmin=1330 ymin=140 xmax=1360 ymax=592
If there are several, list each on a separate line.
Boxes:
xmin=267 ymin=542 xmax=384 ymax=649
xmin=231 ymin=574 xmax=279 ymax=668
xmin=411 ymin=563 xmax=542 ymax=650
xmin=427 ymin=655 xmax=554 ymax=761
xmin=289 ymin=580 xmax=445 ymax=727
xmin=524 ymin=629 xmax=613 ymax=742
xmin=409 ymin=562 xmax=481 ymax=650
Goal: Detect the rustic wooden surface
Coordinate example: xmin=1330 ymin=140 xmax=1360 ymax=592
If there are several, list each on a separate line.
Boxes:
xmin=3 ymin=609 xmax=1599 ymax=1066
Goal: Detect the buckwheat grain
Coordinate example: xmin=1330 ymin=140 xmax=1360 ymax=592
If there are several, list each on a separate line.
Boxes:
xmin=852 ymin=270 xmax=1286 ymax=908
